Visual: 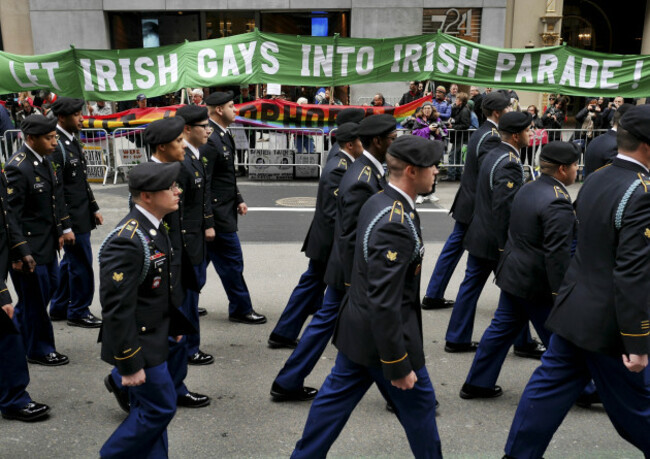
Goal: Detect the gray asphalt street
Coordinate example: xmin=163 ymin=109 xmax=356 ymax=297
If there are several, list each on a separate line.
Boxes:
xmin=0 ymin=179 xmax=643 ymax=458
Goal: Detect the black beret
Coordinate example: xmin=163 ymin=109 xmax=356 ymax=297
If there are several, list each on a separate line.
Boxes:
xmin=143 ymin=117 xmax=185 ymax=146
xmin=482 ymin=92 xmax=510 ymax=111
xmin=336 ymin=108 xmax=365 ymax=126
xmin=357 ymin=114 xmax=396 ymax=137
xmin=20 ymin=114 xmax=57 ymax=135
xmin=335 ymin=122 xmax=360 ymax=143
xmin=539 ymin=141 xmax=580 ymax=165
xmin=619 ymin=105 xmax=650 ymax=144
xmin=128 ymin=162 xmax=181 ymax=192
xmin=205 ymin=91 xmax=234 ymax=106
xmin=498 ymin=111 xmax=532 ymax=133
xmin=175 ymin=105 xmax=208 ymax=124
xmin=50 ymin=97 xmax=84 ymax=116
xmin=387 ymin=135 xmax=442 ymax=167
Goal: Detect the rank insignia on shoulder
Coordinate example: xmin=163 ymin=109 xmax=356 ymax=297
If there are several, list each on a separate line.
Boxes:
xmin=333 ymin=188 xmax=339 ymax=196
xmin=644 ymin=228 xmax=650 ymax=239
xmin=35 ymin=177 xmax=40 ymax=182
xmin=506 ymin=181 xmax=514 ymax=189
xmin=337 ymin=158 xmax=348 ymax=169
xmin=358 ymin=166 xmax=372 ymax=183
xmin=491 ymin=128 xmax=499 ymax=136
xmin=554 ymin=186 xmax=569 ymax=199
xmin=6 ymin=187 xmax=13 ymax=195
xmin=386 ymin=250 xmax=398 ymax=262
xmin=389 ymin=200 xmax=405 ymax=223
xmin=195 ymin=171 xmax=199 ymax=177
xmin=112 ymin=272 xmax=124 ymax=282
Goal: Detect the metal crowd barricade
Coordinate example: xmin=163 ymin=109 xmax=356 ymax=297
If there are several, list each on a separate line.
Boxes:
xmin=80 ymin=128 xmax=111 ymax=185
xmin=1 ymin=129 xmax=23 ymax=164
xmin=229 ymin=126 xmax=325 ymax=179
xmin=111 ymin=128 xmax=149 ymax=184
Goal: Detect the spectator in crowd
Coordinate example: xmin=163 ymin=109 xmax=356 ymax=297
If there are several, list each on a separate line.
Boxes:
xmin=603 ymin=96 xmax=624 ymax=127
xmin=542 ymin=96 xmax=567 ymax=141
xmin=15 ymin=100 xmax=41 ymax=124
xmin=583 ymin=103 xmax=633 ymax=177
xmin=447 ymin=83 xmax=459 ymax=105
xmin=412 ymin=102 xmax=448 ymax=142
xmin=0 ymin=103 xmax=16 ymax=158
xmin=575 ymin=98 xmax=603 ymax=145
xmin=316 ymin=88 xmax=342 ymax=105
xmin=432 ymin=86 xmax=452 ymax=122
xmin=397 ymin=81 xmax=422 ymax=106
xmin=470 ymin=86 xmax=484 ymax=123
xmin=466 ymin=100 xmax=479 ymax=129
xmin=445 ymin=92 xmax=472 ymax=182
xmin=402 ymin=106 xmax=423 ymax=131
xmin=239 ymin=85 xmax=256 ymax=104
xmin=191 ymin=89 xmax=204 ymax=106
xmin=87 ymin=100 xmax=112 ymax=116
xmin=522 ymin=105 xmax=544 ymax=166
xmin=543 ymin=93 xmax=557 ymax=113
xmin=370 ymin=93 xmax=391 ymax=107
xmin=17 ymin=92 xmax=33 ymax=107
xmin=136 ymin=94 xmax=147 ymax=109
xmin=295 ymin=97 xmax=316 ymax=153
xmin=484 ymin=87 xmax=493 ymax=95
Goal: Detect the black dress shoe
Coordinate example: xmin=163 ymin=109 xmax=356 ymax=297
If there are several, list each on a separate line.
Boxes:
xmin=187 ymin=350 xmax=214 ymax=366
xmin=67 ymin=313 xmax=102 ymax=329
xmin=460 ymin=383 xmax=503 ymax=399
xmin=421 ymin=297 xmax=455 ymax=310
xmin=229 ymin=310 xmax=267 ymax=325
xmin=177 ymin=391 xmax=211 ymax=408
xmin=444 ymin=341 xmax=479 ymax=353
xmin=268 ymin=332 xmax=298 ymax=349
xmin=1 ymin=401 xmax=50 ymax=422
xmin=270 ymin=382 xmax=318 ymax=402
xmin=104 ymin=374 xmax=130 ymax=413
xmin=576 ymin=390 xmax=601 ymax=408
xmin=27 ymin=352 xmax=69 ymax=366
xmin=198 ymin=307 xmax=208 ymax=317
xmin=514 ymin=340 xmax=546 ymax=360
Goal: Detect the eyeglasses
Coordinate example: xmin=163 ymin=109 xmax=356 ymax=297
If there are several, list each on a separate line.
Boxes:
xmin=190 ymin=124 xmax=213 ymax=132
xmin=168 ymin=182 xmax=179 ymax=191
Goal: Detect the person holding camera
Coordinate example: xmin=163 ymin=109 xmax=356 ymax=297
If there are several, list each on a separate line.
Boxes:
xmin=412 ymin=102 xmax=447 ymax=141
xmin=575 ymin=98 xmax=603 ymax=142
xmin=541 ymin=96 xmax=567 ymax=141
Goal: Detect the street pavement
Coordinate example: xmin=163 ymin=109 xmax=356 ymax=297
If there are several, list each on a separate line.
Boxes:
xmin=0 ymin=178 xmax=643 ymax=458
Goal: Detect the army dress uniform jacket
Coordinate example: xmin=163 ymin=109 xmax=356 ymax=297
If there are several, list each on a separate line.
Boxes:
xmin=301 ymin=150 xmax=352 ymax=264
xmin=178 ymin=146 xmax=213 ymax=266
xmin=324 ymin=152 xmax=386 ymax=291
xmin=0 ymin=173 xmax=24 ymax=334
xmin=4 ymin=146 xmax=65 ymax=265
xmin=449 ymin=119 xmax=501 ymax=225
xmin=464 ymin=142 xmax=525 ymax=262
xmin=495 ymin=174 xmax=576 ymax=303
xmin=583 ymin=129 xmax=617 ymax=177
xmin=546 ymin=158 xmax=650 ymax=356
xmin=49 ymin=127 xmax=100 ymax=233
xmin=99 ymin=208 xmax=195 ymax=376
xmin=333 ymin=185 xmax=425 ymax=380
xmin=200 ymin=120 xmax=243 ymax=233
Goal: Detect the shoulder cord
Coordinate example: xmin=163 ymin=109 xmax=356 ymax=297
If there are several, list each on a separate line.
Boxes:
xmin=98 ymin=226 xmax=151 ymax=285
xmin=57 ymin=140 xmax=67 ymax=166
xmin=489 ymin=153 xmax=525 ymax=191
xmin=363 ymin=206 xmax=421 ymax=263
xmin=615 ymin=179 xmax=642 ymax=230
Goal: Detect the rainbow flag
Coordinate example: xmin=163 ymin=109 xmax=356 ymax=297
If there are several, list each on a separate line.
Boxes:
xmin=82 ymin=95 xmax=432 ymax=133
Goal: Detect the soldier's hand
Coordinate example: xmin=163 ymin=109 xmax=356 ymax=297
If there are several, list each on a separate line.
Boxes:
xmin=58 ymin=236 xmax=64 ymax=251
xmin=63 ymin=231 xmax=76 ymax=245
xmin=12 ymin=260 xmax=23 ymax=272
xmin=237 ymin=202 xmax=248 ymax=216
xmin=391 ymin=371 xmax=417 ymax=390
xmin=94 ymin=212 xmax=104 ymax=225
xmin=175 ymin=335 xmax=183 ymax=343
xmin=21 ymin=255 xmax=36 ymax=273
xmin=622 ymin=354 xmax=648 ymax=373
xmin=205 ymin=227 xmax=215 ymax=242
xmin=122 ymin=369 xmax=146 ymax=387
xmin=1 ymin=304 xmax=14 ymax=319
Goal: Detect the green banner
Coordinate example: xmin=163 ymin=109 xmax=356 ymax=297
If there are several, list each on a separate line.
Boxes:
xmin=1 ymin=30 xmax=649 ymax=100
